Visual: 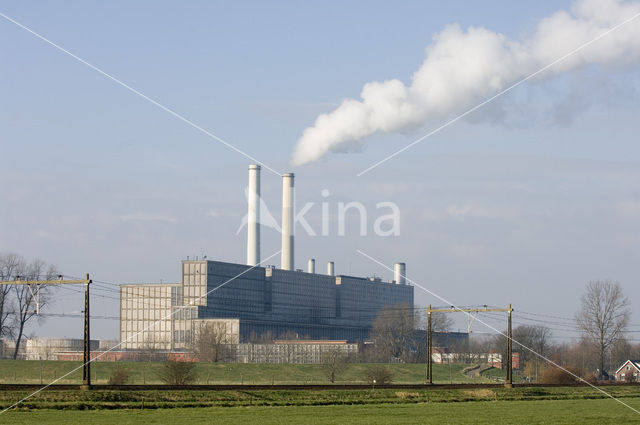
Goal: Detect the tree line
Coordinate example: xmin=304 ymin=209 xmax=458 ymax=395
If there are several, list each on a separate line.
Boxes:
xmin=367 ymin=279 xmax=632 ymax=381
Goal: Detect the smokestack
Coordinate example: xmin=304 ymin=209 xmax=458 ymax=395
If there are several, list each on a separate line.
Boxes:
xmin=394 ymin=262 xmax=406 ymax=285
xmin=247 ymin=164 xmax=261 ymax=266
xmin=327 ymin=261 xmax=334 ymax=276
xmin=281 ymin=173 xmax=294 ymax=270
xmin=307 ymin=258 xmax=315 ymax=274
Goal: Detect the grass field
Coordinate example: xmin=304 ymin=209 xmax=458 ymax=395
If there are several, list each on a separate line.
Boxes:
xmin=0 ymin=385 xmax=638 ymax=410
xmin=0 ymin=360 xmax=484 ymax=385
xmin=481 ymin=366 xmax=507 ymax=381
xmin=0 ymin=384 xmax=638 ymax=424
xmin=1 ymin=397 xmax=639 ymax=425
xmin=4 ymin=360 xmax=636 ymax=424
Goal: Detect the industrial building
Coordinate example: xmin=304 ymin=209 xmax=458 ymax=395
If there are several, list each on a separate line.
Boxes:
xmin=120 ymin=165 xmax=414 ymax=350
xmin=25 ymin=338 xmax=117 ymax=360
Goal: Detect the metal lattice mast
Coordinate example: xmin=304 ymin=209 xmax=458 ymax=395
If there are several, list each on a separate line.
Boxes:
xmin=0 ymin=275 xmax=92 ymax=389
xmin=426 ymin=304 xmax=514 ymax=388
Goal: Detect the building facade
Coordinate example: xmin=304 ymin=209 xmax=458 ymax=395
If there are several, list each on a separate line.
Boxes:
xmin=120 ymin=259 xmax=414 ymax=350
xmin=615 ymin=360 xmax=640 ymax=382
xmin=25 ymin=338 xmax=99 ymax=360
xmin=236 ymin=340 xmax=359 ymax=364
xmin=119 ymin=283 xmax=181 ymax=350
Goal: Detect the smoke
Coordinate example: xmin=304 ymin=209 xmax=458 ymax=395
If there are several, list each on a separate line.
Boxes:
xmin=291 ymin=0 xmax=640 ymax=166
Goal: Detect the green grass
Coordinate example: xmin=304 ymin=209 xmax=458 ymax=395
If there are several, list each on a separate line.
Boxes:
xmin=481 ymin=366 xmax=507 ymax=381
xmin=0 ymin=385 xmax=638 ymax=424
xmin=0 ymin=360 xmax=481 ymax=385
xmin=1 ymin=398 xmax=640 ymax=424
xmin=0 ymin=385 xmax=638 ymax=411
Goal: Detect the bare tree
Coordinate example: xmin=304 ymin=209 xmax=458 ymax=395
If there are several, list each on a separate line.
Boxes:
xmin=11 ymin=258 xmax=59 ymax=359
xmin=140 ymin=333 xmax=167 ymax=361
xmin=0 ymin=253 xmax=22 ymax=338
xmin=531 ymin=326 xmax=551 ymax=357
xmin=258 ymin=331 xmax=275 ymax=363
xmin=364 ymin=365 xmax=393 ymax=385
xmin=253 ymin=331 xmax=274 ymax=344
xmin=510 ymin=325 xmax=551 ymax=381
xmin=563 ymin=337 xmax=599 ymax=378
xmin=370 ymin=303 xmax=418 ymax=362
xmin=108 ymin=366 xmax=130 ymax=385
xmin=575 ymin=280 xmax=630 ymax=379
xmin=321 ymin=346 xmax=349 ymax=383
xmin=530 ymin=326 xmax=551 ymax=381
xmin=431 ymin=312 xmax=454 ymax=332
xmin=192 ymin=321 xmax=234 ymax=362
xmin=158 ymin=360 xmax=197 ymax=385
xmin=277 ymin=330 xmax=309 ymax=363
xmin=611 ymin=338 xmax=634 ymax=369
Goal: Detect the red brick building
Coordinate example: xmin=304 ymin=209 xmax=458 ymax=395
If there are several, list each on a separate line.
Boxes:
xmin=614 ymin=360 xmax=640 ymax=382
xmin=488 ymin=351 xmax=520 ymax=370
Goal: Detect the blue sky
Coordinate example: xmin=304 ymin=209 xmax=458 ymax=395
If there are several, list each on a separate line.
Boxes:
xmin=1 ymin=0 xmax=639 ymax=340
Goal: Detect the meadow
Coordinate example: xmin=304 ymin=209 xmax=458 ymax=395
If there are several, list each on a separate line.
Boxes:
xmin=0 ymin=361 xmax=637 ymax=425
xmin=0 ymin=394 xmax=639 ymax=424
xmin=0 ymin=385 xmax=638 ymax=409
xmin=0 ymin=360 xmax=490 ymax=385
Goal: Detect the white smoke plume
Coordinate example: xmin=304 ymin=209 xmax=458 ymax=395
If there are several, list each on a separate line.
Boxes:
xmin=291 ymin=0 xmax=640 ymax=166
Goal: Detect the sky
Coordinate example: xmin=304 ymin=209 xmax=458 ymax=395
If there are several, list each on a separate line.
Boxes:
xmin=1 ymin=0 xmax=639 ymax=341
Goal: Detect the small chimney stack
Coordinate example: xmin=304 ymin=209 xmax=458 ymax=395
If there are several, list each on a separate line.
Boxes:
xmin=307 ymin=258 xmax=315 ymax=274
xmin=327 ymin=261 xmax=335 ymax=276
xmin=394 ymin=262 xmax=406 ymax=285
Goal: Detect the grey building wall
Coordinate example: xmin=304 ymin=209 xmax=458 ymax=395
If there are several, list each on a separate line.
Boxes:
xmin=196 ymin=260 xmax=413 ymax=342
xmin=119 ymin=283 xmax=181 ymax=350
xmin=120 ymin=259 xmax=414 ymax=349
xmin=236 ymin=341 xmax=359 ymax=364
xmin=25 ymin=338 xmax=99 ymax=360
xmin=0 ymin=339 xmax=26 ymax=359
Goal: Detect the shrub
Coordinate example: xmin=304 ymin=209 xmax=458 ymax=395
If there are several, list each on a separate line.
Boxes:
xmin=539 ymin=366 xmax=580 ymax=384
xmin=463 ymin=389 xmax=496 ymax=399
xmin=158 ymin=360 xmax=197 ymax=385
xmin=364 ymin=365 xmax=393 ymax=385
xmin=321 ymin=347 xmax=349 ymax=383
xmin=108 ymin=366 xmax=130 ymax=385
xmin=395 ymin=391 xmax=420 ymax=400
xmin=582 ymin=373 xmax=598 ymax=384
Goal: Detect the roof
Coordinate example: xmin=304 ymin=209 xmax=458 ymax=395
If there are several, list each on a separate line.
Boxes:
xmin=615 ymin=360 xmax=640 ymax=375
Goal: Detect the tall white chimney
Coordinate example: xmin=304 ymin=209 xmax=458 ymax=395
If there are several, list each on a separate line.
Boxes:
xmin=327 ymin=261 xmax=335 ymax=276
xmin=394 ymin=262 xmax=406 ymax=285
xmin=247 ymin=164 xmax=261 ymax=266
xmin=307 ymin=258 xmax=315 ymax=274
xmin=281 ymin=173 xmax=294 ymax=270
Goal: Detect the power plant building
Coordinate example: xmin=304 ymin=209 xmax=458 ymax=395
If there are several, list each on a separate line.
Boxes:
xmin=119 ymin=165 xmax=413 ymax=350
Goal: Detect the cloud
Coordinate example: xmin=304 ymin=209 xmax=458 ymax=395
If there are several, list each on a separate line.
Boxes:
xmin=291 ymin=0 xmax=640 ymax=165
